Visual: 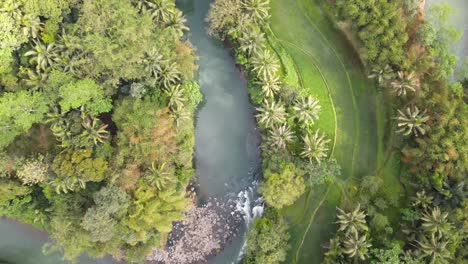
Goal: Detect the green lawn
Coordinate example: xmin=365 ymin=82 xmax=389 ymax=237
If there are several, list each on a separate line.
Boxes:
xmin=269 ymin=0 xmax=402 ymax=263
xmin=267 ymin=31 xmax=336 ymax=150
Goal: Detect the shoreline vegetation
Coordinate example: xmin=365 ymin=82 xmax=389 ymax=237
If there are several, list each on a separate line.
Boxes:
xmin=208 ymin=0 xmax=466 ymax=264
xmin=0 ymin=0 xmax=203 ymax=263
xmin=207 ymin=0 xmax=342 ymax=263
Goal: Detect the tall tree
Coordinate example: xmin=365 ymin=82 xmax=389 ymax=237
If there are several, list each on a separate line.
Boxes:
xmin=241 ymin=0 xmax=270 ymax=25
xmin=0 ymin=91 xmax=49 ymax=148
xmin=336 ymin=204 xmax=369 ymax=235
xmin=251 ymin=49 xmax=280 ymax=79
xmin=293 ymin=96 xmax=321 ymax=126
xmin=256 ymin=100 xmax=286 ymax=128
xmin=300 ymin=130 xmax=330 ymax=163
xmin=396 ymin=106 xmax=429 ymax=136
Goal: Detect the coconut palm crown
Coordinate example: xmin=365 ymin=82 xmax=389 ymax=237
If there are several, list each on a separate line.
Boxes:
xmin=267 ymin=124 xmax=295 ymax=150
xmin=241 ymin=0 xmax=270 ymax=25
xmin=157 ymin=61 xmax=181 ymax=89
xmin=391 ymin=71 xmax=418 ymax=96
xmin=368 ymin=64 xmax=393 ymax=85
xmin=421 ymin=207 xmax=452 ymax=237
xmin=417 ymin=234 xmax=451 ymax=264
xmin=412 ymin=190 xmax=433 ymax=209
xmin=342 ymin=232 xmax=372 ymax=261
xmin=25 ymin=40 xmax=61 ymax=72
xmin=256 ymin=99 xmax=286 ymax=128
xmin=293 ymin=96 xmax=321 ymax=126
xmin=251 ymin=49 xmax=280 ymax=79
xmin=336 ymin=204 xmax=369 ymax=235
xmin=300 ymin=130 xmax=330 ymax=163
xmin=395 ymin=106 xmax=429 ymax=136
xmin=239 ymin=27 xmax=266 ymax=56
xmin=164 ymin=84 xmax=186 ymax=111
xmin=256 ymin=74 xmax=281 ymax=98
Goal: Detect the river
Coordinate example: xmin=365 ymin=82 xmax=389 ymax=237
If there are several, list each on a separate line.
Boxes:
xmin=179 ymin=0 xmax=262 ymax=262
xmin=0 ymin=0 xmax=261 ymax=263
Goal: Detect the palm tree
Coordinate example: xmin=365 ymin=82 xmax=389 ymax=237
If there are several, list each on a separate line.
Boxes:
xmin=293 ymin=96 xmax=321 ymax=126
xmin=241 ymin=0 xmax=270 ymax=24
xmin=368 ymin=64 xmax=393 ymax=86
xmin=25 ymin=40 xmax=61 ymax=72
xmin=147 ymin=162 xmax=174 ymax=190
xmin=417 ymin=234 xmax=451 ymax=264
xmin=24 ymin=69 xmax=49 ymax=90
xmin=396 ymin=106 xmax=429 ymax=136
xmin=251 ymin=49 xmax=280 ymax=79
xmin=391 ymin=71 xmax=418 ymax=96
xmin=164 ymin=84 xmax=186 ymax=111
xmin=421 ymin=207 xmax=451 ymax=237
xmin=45 ymin=107 xmax=67 ymax=128
xmin=140 ymin=0 xmax=176 ymax=25
xmin=239 ymin=27 xmax=266 ymax=56
xmin=336 ymin=204 xmax=369 ymax=235
xmin=324 ymin=238 xmax=343 ymax=261
xmin=80 ymin=116 xmax=109 ymax=146
xmin=256 ymin=74 xmax=280 ymax=97
xmin=170 ymin=109 xmax=190 ymax=127
xmin=144 ymin=48 xmax=163 ymax=78
xmin=50 ymin=177 xmax=86 ymax=194
xmin=342 ymin=231 xmax=372 ymax=261
xmin=20 ymin=14 xmax=43 ymax=39
xmin=57 ymin=31 xmax=82 ymax=54
xmin=442 ymin=180 xmax=467 ymax=206
xmin=300 ymin=130 xmax=330 ymax=163
xmin=412 ymin=190 xmax=433 ymax=209
xmin=45 ymin=107 xmax=73 ymax=145
xmin=167 ymin=10 xmax=189 ymax=37
xmin=256 ymin=99 xmax=286 ymax=128
xmin=158 ymin=61 xmax=181 ymax=89
xmin=267 ymin=124 xmax=294 ymax=150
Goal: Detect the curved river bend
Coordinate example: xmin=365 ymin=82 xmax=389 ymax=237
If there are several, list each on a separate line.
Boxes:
xmin=0 ymin=0 xmax=261 ymax=263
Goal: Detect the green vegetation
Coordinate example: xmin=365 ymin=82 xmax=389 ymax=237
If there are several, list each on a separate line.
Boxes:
xmin=322 ymin=1 xmax=467 ymax=264
xmin=0 ymin=0 xmax=200 ymax=262
xmin=244 ymin=209 xmax=291 ymax=264
xmin=335 ymin=0 xmax=409 ymax=68
xmin=211 ymin=0 xmax=466 ymax=264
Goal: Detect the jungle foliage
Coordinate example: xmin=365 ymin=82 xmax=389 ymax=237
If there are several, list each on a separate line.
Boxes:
xmin=0 ymin=0 xmax=200 ymax=262
xmin=323 ymin=1 xmax=467 ymax=264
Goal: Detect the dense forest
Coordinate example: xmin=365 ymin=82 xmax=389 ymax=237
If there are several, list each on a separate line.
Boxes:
xmin=0 ymin=0 xmax=201 ymax=262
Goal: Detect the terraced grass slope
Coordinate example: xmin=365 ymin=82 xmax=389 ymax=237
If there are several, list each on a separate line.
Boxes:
xmin=269 ymin=0 xmax=402 ymax=263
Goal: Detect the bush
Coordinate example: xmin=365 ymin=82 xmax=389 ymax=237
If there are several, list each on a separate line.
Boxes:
xmin=244 ymin=210 xmax=290 ymax=264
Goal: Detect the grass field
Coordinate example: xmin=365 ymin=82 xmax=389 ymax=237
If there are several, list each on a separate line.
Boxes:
xmin=269 ymin=0 xmax=402 ymax=263
xmin=267 ymin=32 xmax=336 ymax=150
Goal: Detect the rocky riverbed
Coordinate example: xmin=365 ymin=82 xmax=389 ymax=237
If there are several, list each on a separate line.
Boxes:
xmin=148 ymin=196 xmax=244 ymax=264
